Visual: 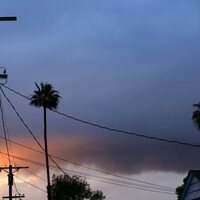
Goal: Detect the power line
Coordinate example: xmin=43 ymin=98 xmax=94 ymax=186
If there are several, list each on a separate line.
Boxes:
xmin=3 ymin=153 xmax=47 ymax=183
xmin=13 ymin=181 xmax=21 ymax=196
xmin=0 ymin=87 xmax=67 ymax=175
xmin=0 ymin=94 xmax=11 ymax=165
xmin=0 ymin=86 xmax=66 ymax=198
xmin=81 ymin=177 xmax=175 ymax=195
xmin=1 ymin=151 xmax=174 ymax=195
xmin=0 ymin=85 xmax=184 ymax=194
xmin=17 ymin=170 xmax=174 ymax=195
xmin=0 ymin=85 xmax=185 ymax=194
xmin=0 ymin=150 xmax=174 ymax=194
xmin=1 ymin=85 xmax=29 ymax=100
xmin=0 ymin=86 xmax=180 ymax=192
xmin=52 ymin=157 xmax=175 ymax=191
xmin=14 ymin=175 xmax=46 ymax=193
xmin=23 ymin=168 xmax=47 ymax=183
xmin=0 ymin=135 xmax=174 ymax=191
xmin=2 ymin=84 xmax=200 ymax=148
xmin=52 ymin=109 xmax=200 ymax=148
xmin=0 ymin=153 xmax=22 ymax=197
xmin=0 ymin=152 xmax=46 ymax=194
xmin=62 ymin=168 xmax=175 ymax=193
xmin=0 ymin=154 xmax=20 ymax=198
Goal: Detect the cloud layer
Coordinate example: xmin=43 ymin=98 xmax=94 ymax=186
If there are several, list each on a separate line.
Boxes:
xmin=3 ymin=134 xmax=200 ymax=176
xmin=0 ymin=0 xmax=200 ymax=177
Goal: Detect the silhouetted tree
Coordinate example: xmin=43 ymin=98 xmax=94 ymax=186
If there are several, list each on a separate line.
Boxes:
xmin=30 ymin=82 xmax=60 ymax=200
xmin=192 ymin=103 xmax=200 ymax=130
xmin=176 ymin=176 xmax=188 ymax=199
xmin=91 ymin=190 xmax=105 ymax=200
xmin=51 ymin=174 xmax=105 ymax=200
xmin=176 ymin=184 xmax=184 ymax=200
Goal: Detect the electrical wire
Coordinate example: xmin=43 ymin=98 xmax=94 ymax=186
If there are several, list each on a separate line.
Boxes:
xmin=0 ymin=150 xmax=174 ymax=195
xmin=0 ymin=150 xmax=174 ymax=193
xmin=0 ymin=153 xmax=25 ymax=198
xmin=52 ymin=109 xmax=200 ymax=148
xmin=23 ymin=168 xmax=47 ymax=183
xmin=0 ymin=86 xmax=177 ymax=196
xmin=1 ymin=152 xmax=47 ymax=183
xmin=0 ymin=153 xmax=21 ymax=197
xmin=13 ymin=180 xmax=21 ymax=196
xmin=0 ymin=85 xmax=182 ymax=195
xmin=1 ymin=85 xmax=29 ymax=100
xmin=14 ymin=175 xmax=46 ymax=193
xmin=0 ymin=87 xmax=67 ymax=175
xmin=0 ymin=135 xmax=175 ymax=191
xmin=62 ymin=168 xmax=175 ymax=193
xmin=2 ymin=84 xmax=200 ymax=148
xmin=0 ymin=85 xmax=179 ymax=194
xmin=0 ymin=150 xmax=46 ymax=194
xmin=0 ymin=93 xmax=11 ymax=165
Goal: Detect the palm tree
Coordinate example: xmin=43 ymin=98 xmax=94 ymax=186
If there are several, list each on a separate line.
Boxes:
xmin=30 ymin=82 xmax=60 ymax=200
xmin=192 ymin=103 xmax=200 ymax=130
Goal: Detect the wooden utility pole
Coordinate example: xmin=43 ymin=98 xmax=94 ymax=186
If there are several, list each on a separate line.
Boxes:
xmin=0 ymin=14 xmax=21 ymax=200
xmin=0 ymin=165 xmax=29 ymax=200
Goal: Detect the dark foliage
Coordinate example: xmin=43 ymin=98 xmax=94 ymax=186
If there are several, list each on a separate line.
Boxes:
xmin=51 ymin=174 xmax=105 ymax=200
xmin=176 ymin=176 xmax=188 ymax=199
xmin=192 ymin=103 xmax=200 ymax=130
xmin=176 ymin=184 xmax=184 ymax=200
xmin=30 ymin=82 xmax=60 ymax=109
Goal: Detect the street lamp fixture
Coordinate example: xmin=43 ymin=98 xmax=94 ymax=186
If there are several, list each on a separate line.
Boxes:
xmin=0 ymin=67 xmax=8 ymax=84
xmin=0 ymin=17 xmax=17 ymax=21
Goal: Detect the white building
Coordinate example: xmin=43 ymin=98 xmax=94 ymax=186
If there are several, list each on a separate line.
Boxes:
xmin=180 ymin=170 xmax=200 ymax=200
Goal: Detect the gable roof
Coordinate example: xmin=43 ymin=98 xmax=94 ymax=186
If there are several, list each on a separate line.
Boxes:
xmin=180 ymin=170 xmax=200 ymax=200
xmin=189 ymin=170 xmax=200 ymax=180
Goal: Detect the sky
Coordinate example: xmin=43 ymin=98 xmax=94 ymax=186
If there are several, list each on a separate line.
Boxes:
xmin=0 ymin=0 xmax=200 ymax=199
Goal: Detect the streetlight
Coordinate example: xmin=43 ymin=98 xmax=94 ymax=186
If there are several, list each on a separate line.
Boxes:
xmin=0 ymin=17 xmax=17 ymax=21
xmin=0 ymin=67 xmax=8 ymax=85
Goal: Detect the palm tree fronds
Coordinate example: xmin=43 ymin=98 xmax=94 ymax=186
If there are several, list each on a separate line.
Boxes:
xmin=193 ymin=103 xmax=200 ymax=109
xmin=192 ymin=110 xmax=200 ymax=130
xmin=30 ymin=82 xmax=60 ymax=110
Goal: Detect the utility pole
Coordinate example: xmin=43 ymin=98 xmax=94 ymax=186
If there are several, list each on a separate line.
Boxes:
xmin=0 ymin=165 xmax=29 ymax=200
xmin=0 ymin=67 xmax=27 ymax=199
xmin=0 ymin=14 xmax=22 ymax=200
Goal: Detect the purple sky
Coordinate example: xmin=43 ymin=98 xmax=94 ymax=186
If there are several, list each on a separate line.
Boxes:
xmin=0 ymin=0 xmax=200 ymax=199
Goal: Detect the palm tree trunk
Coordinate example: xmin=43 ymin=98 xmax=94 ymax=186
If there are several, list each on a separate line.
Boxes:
xmin=44 ymin=107 xmax=52 ymax=200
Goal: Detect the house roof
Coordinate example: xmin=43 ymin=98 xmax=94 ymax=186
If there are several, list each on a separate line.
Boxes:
xmin=188 ymin=170 xmax=200 ymax=180
xmin=180 ymin=170 xmax=200 ymax=200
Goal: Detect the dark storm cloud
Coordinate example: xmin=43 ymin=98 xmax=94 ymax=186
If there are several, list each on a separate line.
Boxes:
xmin=1 ymin=0 xmax=200 ymax=77
xmin=45 ymin=134 xmax=200 ymax=175
xmin=1 ymin=0 xmax=200 ymax=175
